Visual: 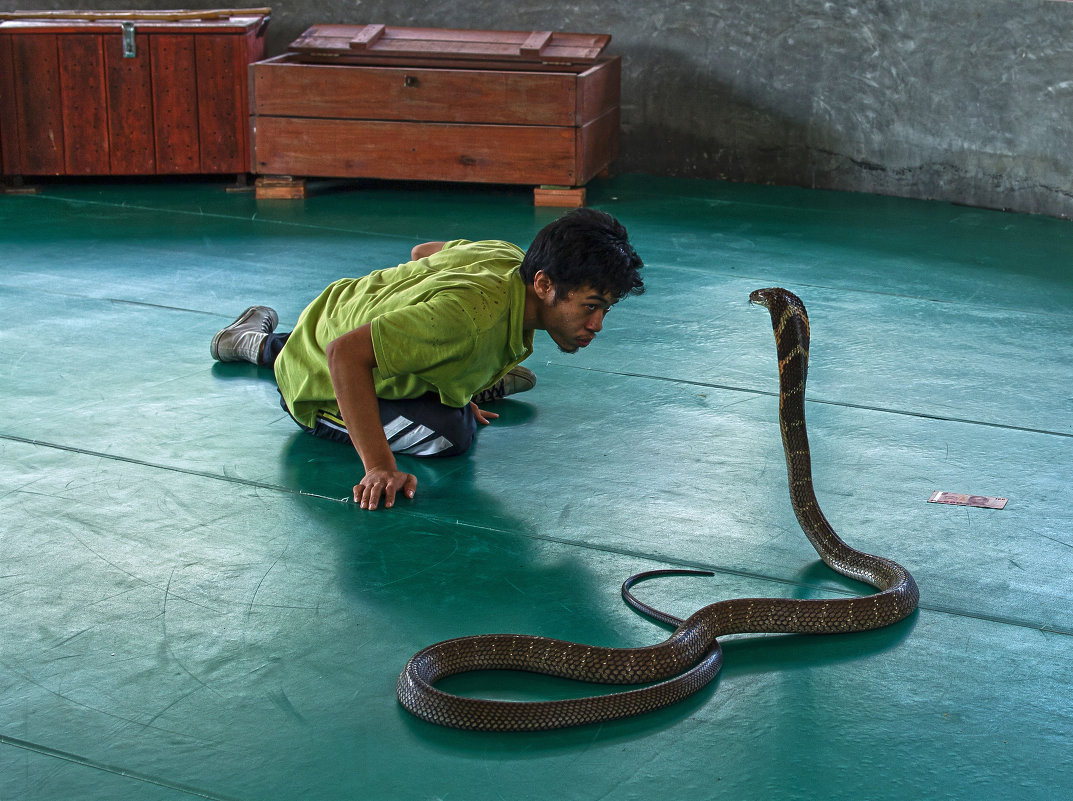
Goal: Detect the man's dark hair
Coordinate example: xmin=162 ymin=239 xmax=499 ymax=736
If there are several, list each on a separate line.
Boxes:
xmin=519 ymin=208 xmax=644 ymax=299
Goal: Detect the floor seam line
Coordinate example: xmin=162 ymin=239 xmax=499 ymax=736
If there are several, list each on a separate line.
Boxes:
xmin=0 ymin=433 xmax=351 ymax=505
xmin=442 ymin=523 xmax=1073 ymax=637
xmin=5 ymin=431 xmax=1068 ymax=638
xmin=0 ymin=733 xmax=247 ymax=801
xmin=0 ymin=284 xmax=266 ymax=320
xmin=10 ymin=192 xmax=425 ymax=238
xmin=546 ymin=363 xmax=1072 ymax=438
xmin=647 ymin=264 xmax=1073 ymax=319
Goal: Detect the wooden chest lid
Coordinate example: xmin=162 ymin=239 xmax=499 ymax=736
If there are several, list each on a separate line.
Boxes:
xmin=0 ymin=8 xmax=270 ymax=34
xmin=287 ymin=24 xmax=612 ymax=71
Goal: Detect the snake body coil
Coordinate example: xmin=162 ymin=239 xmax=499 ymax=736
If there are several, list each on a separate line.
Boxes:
xmin=397 ymin=287 xmax=919 ymax=731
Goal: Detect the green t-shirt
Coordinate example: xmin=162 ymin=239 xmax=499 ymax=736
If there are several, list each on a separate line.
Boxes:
xmin=274 ymin=239 xmax=534 ymax=429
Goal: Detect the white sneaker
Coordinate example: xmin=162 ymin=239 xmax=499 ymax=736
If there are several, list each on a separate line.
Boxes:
xmin=210 ymin=306 xmax=279 ymax=363
xmin=472 ymin=366 xmax=537 ymax=404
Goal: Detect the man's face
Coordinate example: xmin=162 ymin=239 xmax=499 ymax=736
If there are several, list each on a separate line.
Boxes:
xmin=541 ymin=285 xmax=616 ymax=354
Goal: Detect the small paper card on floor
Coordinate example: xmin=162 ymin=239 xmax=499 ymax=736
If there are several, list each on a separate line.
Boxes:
xmin=928 ymin=491 xmax=1007 ymax=509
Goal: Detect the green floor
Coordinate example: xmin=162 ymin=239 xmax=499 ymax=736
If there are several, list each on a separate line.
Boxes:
xmin=2 ymin=174 xmax=1071 ymax=800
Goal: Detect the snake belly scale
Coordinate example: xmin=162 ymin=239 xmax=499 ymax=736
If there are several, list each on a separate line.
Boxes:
xmin=396 ymin=287 xmax=919 ymax=732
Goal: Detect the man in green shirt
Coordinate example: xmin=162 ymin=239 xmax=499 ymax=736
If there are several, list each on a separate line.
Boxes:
xmin=211 ymin=208 xmax=644 ymax=510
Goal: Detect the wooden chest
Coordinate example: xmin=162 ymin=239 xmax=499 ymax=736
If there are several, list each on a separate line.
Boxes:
xmin=250 ymin=25 xmax=620 ymax=205
xmin=0 ymin=9 xmax=269 ymax=182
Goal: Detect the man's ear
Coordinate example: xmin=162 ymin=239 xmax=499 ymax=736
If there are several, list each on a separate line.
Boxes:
xmin=532 ymin=270 xmax=555 ymax=301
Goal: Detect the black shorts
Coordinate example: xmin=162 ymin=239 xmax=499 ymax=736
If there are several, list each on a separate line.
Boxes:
xmin=282 ymin=392 xmax=478 ymax=458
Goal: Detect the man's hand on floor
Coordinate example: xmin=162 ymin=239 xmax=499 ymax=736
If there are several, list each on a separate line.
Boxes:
xmin=354 ymin=468 xmax=418 ymax=510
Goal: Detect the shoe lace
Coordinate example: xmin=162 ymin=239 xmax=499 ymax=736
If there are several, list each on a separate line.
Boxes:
xmin=475 ymin=378 xmax=505 ymax=404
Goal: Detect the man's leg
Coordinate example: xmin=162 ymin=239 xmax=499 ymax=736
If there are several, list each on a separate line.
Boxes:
xmin=259 ymin=332 xmax=289 ymax=367
xmin=307 ymin=394 xmax=477 ymax=457
xmin=212 ymin=309 xmax=478 ymax=456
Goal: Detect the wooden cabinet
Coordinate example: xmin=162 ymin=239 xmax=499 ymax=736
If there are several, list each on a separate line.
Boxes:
xmin=250 ymin=25 xmax=620 ymax=205
xmin=0 ymin=10 xmax=268 ymax=181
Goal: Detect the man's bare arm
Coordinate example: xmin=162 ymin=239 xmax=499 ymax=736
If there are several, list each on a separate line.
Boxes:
xmin=325 ymin=324 xmax=417 ymax=510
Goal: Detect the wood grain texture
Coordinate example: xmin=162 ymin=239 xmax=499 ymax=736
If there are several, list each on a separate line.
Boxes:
xmin=104 ymin=32 xmax=155 ymax=174
xmin=0 ymin=34 xmax=18 ymax=173
xmin=252 ymin=57 xmax=583 ymax=127
xmin=195 ymin=34 xmax=245 ymax=172
xmin=0 ymin=15 xmax=265 ymax=177
xmin=576 ymin=106 xmax=620 ymax=183
xmin=11 ymin=34 xmax=64 ymax=173
xmin=249 ymin=48 xmax=619 ymax=194
xmin=151 ymin=35 xmax=199 ymax=173
xmin=289 ymin=25 xmax=610 ymax=67
xmin=58 ymin=34 xmax=109 ymax=174
xmin=577 ymin=57 xmax=620 ymax=126
xmin=253 ymin=117 xmax=578 ymax=185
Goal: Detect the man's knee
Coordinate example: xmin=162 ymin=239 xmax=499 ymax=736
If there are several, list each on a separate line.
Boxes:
xmin=381 ymin=397 xmax=477 ymax=458
xmin=428 ymin=422 xmax=474 ymax=457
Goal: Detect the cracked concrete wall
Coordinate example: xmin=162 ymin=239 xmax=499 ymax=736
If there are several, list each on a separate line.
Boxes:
xmin=4 ymin=0 xmax=1072 ymax=216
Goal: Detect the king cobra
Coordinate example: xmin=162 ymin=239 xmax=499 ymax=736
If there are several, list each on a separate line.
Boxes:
xmin=397 ymin=287 xmax=919 ymax=731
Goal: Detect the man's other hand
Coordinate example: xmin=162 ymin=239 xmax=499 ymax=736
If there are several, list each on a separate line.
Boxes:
xmin=470 ymin=402 xmax=499 ymax=426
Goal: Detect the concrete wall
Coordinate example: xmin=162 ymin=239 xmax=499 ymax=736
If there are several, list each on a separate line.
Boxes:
xmin=4 ymin=0 xmax=1072 ymax=217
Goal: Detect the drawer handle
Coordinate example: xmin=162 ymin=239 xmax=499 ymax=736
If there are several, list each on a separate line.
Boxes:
xmin=404 ymin=75 xmax=419 ymax=88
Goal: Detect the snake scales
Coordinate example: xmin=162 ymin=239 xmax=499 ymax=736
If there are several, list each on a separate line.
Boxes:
xmin=397 ymin=287 xmax=919 ymax=731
